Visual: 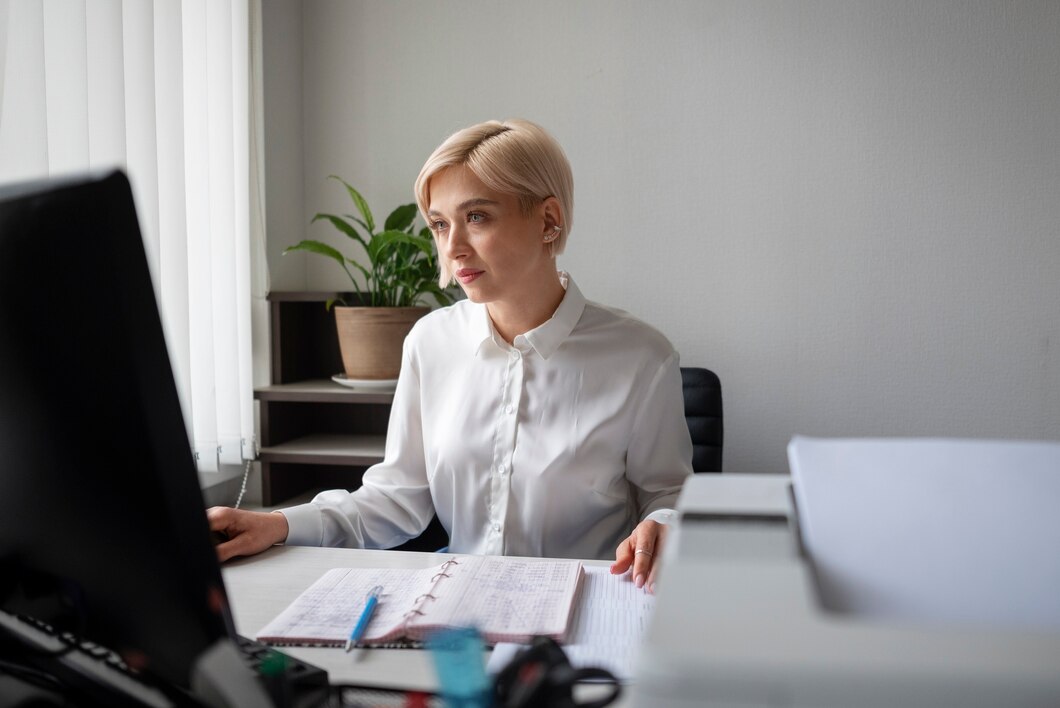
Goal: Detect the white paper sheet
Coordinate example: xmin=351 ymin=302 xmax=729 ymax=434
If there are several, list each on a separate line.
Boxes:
xmin=488 ymin=566 xmax=656 ymax=681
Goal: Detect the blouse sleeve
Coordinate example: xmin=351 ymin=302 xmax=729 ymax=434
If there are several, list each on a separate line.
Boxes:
xmin=281 ymin=338 xmax=437 ymax=549
xmin=625 ymin=351 xmax=694 ymax=521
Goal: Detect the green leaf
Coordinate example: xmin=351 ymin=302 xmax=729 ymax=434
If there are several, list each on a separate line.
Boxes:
xmin=345 ymin=258 xmax=373 ymax=284
xmin=284 ymin=240 xmax=346 ymax=267
xmin=311 ymin=213 xmax=370 ymax=254
xmin=384 ymin=203 xmax=418 ymax=232
xmin=329 ymin=175 xmax=374 ymax=233
xmin=367 ymin=229 xmax=434 ymax=263
xmin=285 ymin=240 xmax=362 ymax=292
xmin=343 ymin=213 xmax=373 ymax=235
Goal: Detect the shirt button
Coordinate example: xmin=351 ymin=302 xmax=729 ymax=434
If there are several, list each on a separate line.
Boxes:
xmin=497 ymin=464 xmax=507 ymax=475
xmin=492 ymin=523 xmax=501 ymax=532
xmin=510 ymin=350 xmax=520 ymax=359
xmin=504 ymin=404 xmax=514 ymax=415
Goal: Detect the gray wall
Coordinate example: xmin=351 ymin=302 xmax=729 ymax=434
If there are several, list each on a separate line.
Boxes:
xmin=263 ymin=0 xmax=1060 ymax=475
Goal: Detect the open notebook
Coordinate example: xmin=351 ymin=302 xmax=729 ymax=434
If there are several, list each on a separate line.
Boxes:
xmin=256 ymin=556 xmax=584 ymax=646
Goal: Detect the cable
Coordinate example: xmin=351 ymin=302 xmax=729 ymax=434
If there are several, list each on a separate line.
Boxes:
xmin=233 ymin=458 xmax=252 ymax=509
xmin=0 ymin=656 xmax=68 ymax=696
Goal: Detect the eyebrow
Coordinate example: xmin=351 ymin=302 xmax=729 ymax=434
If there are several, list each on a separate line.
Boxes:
xmin=427 ymin=198 xmax=501 ymax=217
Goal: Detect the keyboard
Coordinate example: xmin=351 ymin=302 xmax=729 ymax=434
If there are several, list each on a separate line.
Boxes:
xmin=0 ymin=611 xmax=329 ymax=707
xmin=234 ymin=633 xmax=329 ymax=708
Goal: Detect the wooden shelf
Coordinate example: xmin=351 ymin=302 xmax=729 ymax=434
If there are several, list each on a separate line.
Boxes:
xmin=254 ymin=379 xmax=395 ymax=404
xmin=255 ymin=292 xmax=388 ymax=506
xmin=255 ymin=291 xmax=449 ymax=551
xmin=259 ymin=433 xmax=386 ymax=466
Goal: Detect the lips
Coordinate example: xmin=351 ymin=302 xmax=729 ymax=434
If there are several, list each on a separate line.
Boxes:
xmin=455 ymin=268 xmax=484 ymax=284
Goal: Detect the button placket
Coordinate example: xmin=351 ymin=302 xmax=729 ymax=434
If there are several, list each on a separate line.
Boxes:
xmin=486 ymin=345 xmax=524 ymax=555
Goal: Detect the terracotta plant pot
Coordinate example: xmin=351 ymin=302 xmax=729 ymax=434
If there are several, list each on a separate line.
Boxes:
xmin=334 ymin=306 xmax=429 ymax=380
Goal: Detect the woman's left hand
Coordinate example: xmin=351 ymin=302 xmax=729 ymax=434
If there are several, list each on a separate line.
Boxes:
xmin=611 ymin=519 xmax=669 ymax=594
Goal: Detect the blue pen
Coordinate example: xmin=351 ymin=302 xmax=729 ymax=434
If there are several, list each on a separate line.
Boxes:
xmin=345 ymin=585 xmax=383 ymax=652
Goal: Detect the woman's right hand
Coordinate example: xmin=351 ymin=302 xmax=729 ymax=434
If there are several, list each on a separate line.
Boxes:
xmin=206 ymin=506 xmax=289 ymax=563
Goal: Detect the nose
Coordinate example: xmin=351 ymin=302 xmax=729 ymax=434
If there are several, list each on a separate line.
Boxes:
xmin=441 ymin=221 xmax=468 ymax=261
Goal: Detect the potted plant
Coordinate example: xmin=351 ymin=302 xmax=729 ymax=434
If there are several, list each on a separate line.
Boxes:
xmin=285 ymin=175 xmax=454 ymax=381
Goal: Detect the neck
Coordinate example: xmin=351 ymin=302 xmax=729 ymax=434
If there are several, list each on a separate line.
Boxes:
xmin=487 ymin=272 xmax=566 ymax=344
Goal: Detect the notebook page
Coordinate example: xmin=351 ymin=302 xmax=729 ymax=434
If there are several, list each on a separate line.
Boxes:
xmin=255 ymin=566 xmax=438 ymax=645
xmin=416 ymin=556 xmax=581 ymax=642
xmin=561 ymin=567 xmax=655 ymax=680
xmin=488 ymin=566 xmax=655 ymax=681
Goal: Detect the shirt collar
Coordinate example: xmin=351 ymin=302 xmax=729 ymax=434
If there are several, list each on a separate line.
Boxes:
xmin=521 ymin=272 xmax=585 ymax=359
xmin=470 ymin=272 xmax=586 ymax=360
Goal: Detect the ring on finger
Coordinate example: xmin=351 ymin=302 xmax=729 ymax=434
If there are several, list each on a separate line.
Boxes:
xmin=634 ymin=549 xmax=654 ymax=557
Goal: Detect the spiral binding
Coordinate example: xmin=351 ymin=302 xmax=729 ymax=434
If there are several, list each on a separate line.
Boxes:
xmin=400 ymin=559 xmax=461 ymax=632
xmin=431 ymin=557 xmax=460 ymax=581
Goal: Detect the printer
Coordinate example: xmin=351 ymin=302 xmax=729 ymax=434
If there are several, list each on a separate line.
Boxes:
xmin=632 ymin=437 xmax=1060 ymax=707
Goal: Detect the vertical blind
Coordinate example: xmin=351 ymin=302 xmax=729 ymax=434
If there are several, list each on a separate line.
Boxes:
xmin=0 ymin=0 xmax=266 ymax=473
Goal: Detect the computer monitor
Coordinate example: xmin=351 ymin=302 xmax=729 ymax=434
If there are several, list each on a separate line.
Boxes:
xmin=0 ymin=171 xmax=244 ymax=700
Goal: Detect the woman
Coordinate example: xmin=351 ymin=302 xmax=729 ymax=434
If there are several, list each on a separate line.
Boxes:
xmin=208 ymin=119 xmax=692 ymax=593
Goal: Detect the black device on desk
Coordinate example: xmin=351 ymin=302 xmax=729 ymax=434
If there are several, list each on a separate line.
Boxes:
xmin=0 ymin=171 xmax=327 ymax=707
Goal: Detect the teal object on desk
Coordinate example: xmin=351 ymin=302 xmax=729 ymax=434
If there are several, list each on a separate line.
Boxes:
xmin=427 ymin=626 xmax=491 ymax=707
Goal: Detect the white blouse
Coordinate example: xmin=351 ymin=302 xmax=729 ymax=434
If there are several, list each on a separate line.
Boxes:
xmin=282 ymin=274 xmax=693 ymax=560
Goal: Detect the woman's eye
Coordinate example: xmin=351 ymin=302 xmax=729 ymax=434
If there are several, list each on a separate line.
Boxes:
xmin=468 ymin=213 xmax=485 ymax=224
xmin=431 ymin=220 xmax=448 ymax=233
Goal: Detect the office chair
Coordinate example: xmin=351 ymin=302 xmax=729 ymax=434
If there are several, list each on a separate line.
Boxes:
xmin=681 ymin=367 xmax=723 ymax=473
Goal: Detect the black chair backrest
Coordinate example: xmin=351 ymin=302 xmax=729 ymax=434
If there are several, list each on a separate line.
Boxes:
xmin=681 ymin=367 xmax=723 ymax=472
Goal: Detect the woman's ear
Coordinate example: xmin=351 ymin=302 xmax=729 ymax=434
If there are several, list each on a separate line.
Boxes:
xmin=540 ymin=196 xmax=563 ymax=234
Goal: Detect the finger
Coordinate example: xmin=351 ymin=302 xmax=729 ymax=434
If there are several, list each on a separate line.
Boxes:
xmin=631 ymin=524 xmax=659 ymax=589
xmin=216 ymin=524 xmax=258 ymax=563
xmin=207 ymin=508 xmax=248 ymax=563
xmin=645 ymin=527 xmax=668 ymax=594
xmin=206 ymin=505 xmax=234 ymax=531
xmin=216 ymin=539 xmax=236 ymax=564
xmin=631 ymin=548 xmax=654 ymax=589
xmin=610 ymin=535 xmax=636 ymax=575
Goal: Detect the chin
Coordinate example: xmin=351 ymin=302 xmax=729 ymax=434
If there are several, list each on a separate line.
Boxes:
xmin=453 ymin=280 xmax=484 ymax=303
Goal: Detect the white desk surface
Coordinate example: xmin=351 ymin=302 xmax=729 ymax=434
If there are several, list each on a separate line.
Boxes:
xmin=221 ymin=546 xmax=620 ymax=699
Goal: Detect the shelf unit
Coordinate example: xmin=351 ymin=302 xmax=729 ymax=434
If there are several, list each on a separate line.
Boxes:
xmin=254 ymin=291 xmax=383 ymax=505
xmin=254 ymin=292 xmax=447 ymax=552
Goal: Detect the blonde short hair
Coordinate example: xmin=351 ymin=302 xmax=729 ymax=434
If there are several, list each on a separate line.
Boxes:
xmin=415 ymin=119 xmax=574 ymax=287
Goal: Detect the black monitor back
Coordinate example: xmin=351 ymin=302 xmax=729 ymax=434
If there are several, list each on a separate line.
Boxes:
xmin=0 ymin=170 xmax=232 ymax=689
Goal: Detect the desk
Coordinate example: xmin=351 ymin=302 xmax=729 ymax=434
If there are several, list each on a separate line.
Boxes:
xmin=222 ymin=546 xmax=625 ymax=703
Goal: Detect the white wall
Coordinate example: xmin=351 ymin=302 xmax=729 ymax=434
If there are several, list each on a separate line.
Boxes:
xmin=262 ymin=0 xmax=1060 ymax=474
